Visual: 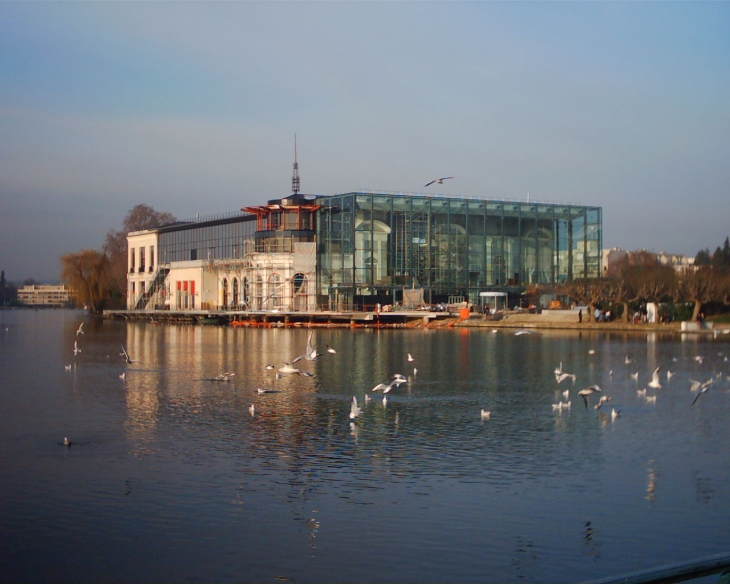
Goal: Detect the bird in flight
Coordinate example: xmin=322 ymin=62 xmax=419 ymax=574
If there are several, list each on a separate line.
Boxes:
xmin=424 ymin=177 xmax=454 ymax=187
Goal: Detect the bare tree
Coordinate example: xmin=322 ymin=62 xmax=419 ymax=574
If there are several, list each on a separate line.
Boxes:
xmin=61 ymin=250 xmax=111 ymax=314
xmin=103 ymin=205 xmax=177 ymax=308
xmin=676 ymin=267 xmax=718 ymax=321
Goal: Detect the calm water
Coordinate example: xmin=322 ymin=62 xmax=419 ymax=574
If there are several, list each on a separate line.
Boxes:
xmin=1 ymin=310 xmax=729 ymax=583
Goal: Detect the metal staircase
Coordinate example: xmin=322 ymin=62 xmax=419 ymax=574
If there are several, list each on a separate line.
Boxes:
xmin=134 ymin=267 xmax=170 ymax=310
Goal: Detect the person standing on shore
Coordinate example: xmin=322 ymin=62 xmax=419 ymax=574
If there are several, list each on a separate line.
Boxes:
xmin=578 ymin=309 xmax=582 ymax=323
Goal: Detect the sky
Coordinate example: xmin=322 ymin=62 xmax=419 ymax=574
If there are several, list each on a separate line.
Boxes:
xmin=1 ymin=1 xmax=729 ymax=283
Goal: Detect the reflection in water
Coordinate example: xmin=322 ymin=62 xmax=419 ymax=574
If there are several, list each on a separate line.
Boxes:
xmin=646 ymin=459 xmax=657 ymax=504
xmin=2 ymin=311 xmax=730 ymax=583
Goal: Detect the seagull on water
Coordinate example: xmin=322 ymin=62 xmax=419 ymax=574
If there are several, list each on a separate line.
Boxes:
xmin=349 ymin=396 xmax=362 ymax=420
xmin=63 ymin=437 xmax=72 ymax=447
xmin=424 ymin=176 xmax=454 ymax=187
xmin=481 ymin=409 xmax=491 ymax=420
xmin=248 ymin=404 xmax=255 ymax=416
xmin=648 ymin=367 xmax=662 ymax=389
xmin=578 ymin=385 xmax=602 ymax=409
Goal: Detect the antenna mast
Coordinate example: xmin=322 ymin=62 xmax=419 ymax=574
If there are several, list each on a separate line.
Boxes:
xmin=292 ymin=134 xmax=300 ymax=195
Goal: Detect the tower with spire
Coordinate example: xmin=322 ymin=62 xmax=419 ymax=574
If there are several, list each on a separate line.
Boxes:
xmin=292 ymin=133 xmax=300 ymax=195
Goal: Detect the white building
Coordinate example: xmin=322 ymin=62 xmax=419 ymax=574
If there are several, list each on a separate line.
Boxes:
xmin=18 ymin=284 xmax=72 ymax=307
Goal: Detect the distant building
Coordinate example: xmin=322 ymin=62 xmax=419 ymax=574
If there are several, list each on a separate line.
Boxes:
xmin=17 ymin=284 xmax=73 ymax=307
xmin=602 ymin=247 xmax=695 ymax=278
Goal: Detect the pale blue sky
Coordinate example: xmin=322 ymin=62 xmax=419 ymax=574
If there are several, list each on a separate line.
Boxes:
xmin=1 ymin=1 xmax=728 ymax=282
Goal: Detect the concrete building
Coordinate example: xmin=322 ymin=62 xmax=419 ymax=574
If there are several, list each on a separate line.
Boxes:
xmin=18 ymin=284 xmax=72 ymax=307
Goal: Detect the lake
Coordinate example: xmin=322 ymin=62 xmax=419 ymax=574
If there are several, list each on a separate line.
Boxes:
xmin=1 ymin=309 xmax=729 ymax=583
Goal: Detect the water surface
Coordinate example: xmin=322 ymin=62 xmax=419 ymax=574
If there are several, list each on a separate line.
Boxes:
xmin=1 ymin=310 xmax=729 ymax=582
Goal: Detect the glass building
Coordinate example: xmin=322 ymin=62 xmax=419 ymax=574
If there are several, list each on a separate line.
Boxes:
xmin=316 ymin=191 xmax=601 ymax=308
xmin=127 ymin=190 xmax=601 ymax=311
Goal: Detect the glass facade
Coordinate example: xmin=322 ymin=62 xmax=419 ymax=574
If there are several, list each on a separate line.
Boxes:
xmin=156 ymin=214 xmax=257 ymax=264
xmin=316 ymin=192 xmax=602 ymax=306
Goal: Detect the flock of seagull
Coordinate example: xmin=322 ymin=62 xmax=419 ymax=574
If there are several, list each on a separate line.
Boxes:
xmin=62 ymin=320 xmax=141 ymax=445
xmin=549 ymin=346 xmax=728 ymax=426
xmin=62 ymin=318 xmax=727 ymax=444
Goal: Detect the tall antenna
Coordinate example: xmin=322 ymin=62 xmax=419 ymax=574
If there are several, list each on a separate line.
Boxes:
xmin=292 ymin=133 xmax=300 ymax=195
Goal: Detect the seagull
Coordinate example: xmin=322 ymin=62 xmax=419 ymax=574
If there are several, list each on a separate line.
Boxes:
xmin=371 ymin=376 xmax=406 ymax=394
xmin=76 ymin=322 xmax=84 ymax=336
xmin=481 ymin=409 xmax=491 ymax=420
xmin=637 ymin=388 xmax=647 ymax=397
xmin=630 ymin=372 xmax=639 ymax=380
xmin=691 ymin=383 xmax=711 ymax=406
xmin=265 ymin=364 xmax=275 ymax=370
xmin=73 ymin=341 xmax=81 ymax=356
xmin=364 ymin=394 xmax=372 ymax=403
xmin=611 ymin=408 xmax=620 ymax=422
xmin=119 ymin=372 xmax=126 ymax=380
xmin=291 ymin=331 xmax=321 ymax=363
xmin=515 ymin=329 xmax=541 ymax=336
xmin=588 ymin=349 xmax=596 ymax=355
xmin=578 ymin=385 xmax=602 ymax=409
xmin=556 ymin=372 xmax=576 ymax=384
xmin=248 ymin=404 xmax=255 ymax=416
xmin=666 ymin=370 xmax=674 ymax=381
xmin=257 ymin=388 xmax=273 ymax=394
xmin=562 ymin=389 xmax=570 ymax=399
xmin=326 ymin=344 xmax=337 ymax=354
xmin=424 ymin=176 xmax=454 ymax=187
xmin=648 ymin=367 xmax=662 ymax=389
xmin=349 ymin=396 xmax=362 ymax=420
xmin=625 ymin=355 xmax=634 ymax=364
xmin=694 ymin=355 xmax=704 ymax=365
xmin=64 ymin=364 xmax=72 ymax=371
xmin=554 ymin=362 xmax=563 ymax=376
xmin=689 ymin=379 xmax=702 ymax=392
xmin=407 ymin=353 xmax=415 ymax=362
xmin=645 ymin=395 xmax=657 ymax=404
xmin=63 ymin=437 xmax=72 ymax=447
xmin=278 ymin=363 xmax=300 ymax=375
xmin=594 ymin=395 xmax=612 ymax=410
xmin=120 ymin=345 xmax=138 ymax=364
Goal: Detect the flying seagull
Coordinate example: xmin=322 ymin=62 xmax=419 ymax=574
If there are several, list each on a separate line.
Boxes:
xmin=648 ymin=367 xmax=662 ymax=389
xmin=120 ymin=344 xmax=138 ymax=364
xmin=578 ymin=385 xmax=602 ymax=409
xmin=424 ymin=176 xmax=454 ymax=187
xmin=76 ymin=322 xmax=84 ymax=336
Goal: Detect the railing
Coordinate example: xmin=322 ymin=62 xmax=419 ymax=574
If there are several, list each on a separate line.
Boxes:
xmin=580 ymin=552 xmax=730 ymax=584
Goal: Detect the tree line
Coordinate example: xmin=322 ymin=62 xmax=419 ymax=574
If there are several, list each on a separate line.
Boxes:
xmin=556 ymin=240 xmax=730 ymax=323
xmin=60 ymin=204 xmax=175 ymax=314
